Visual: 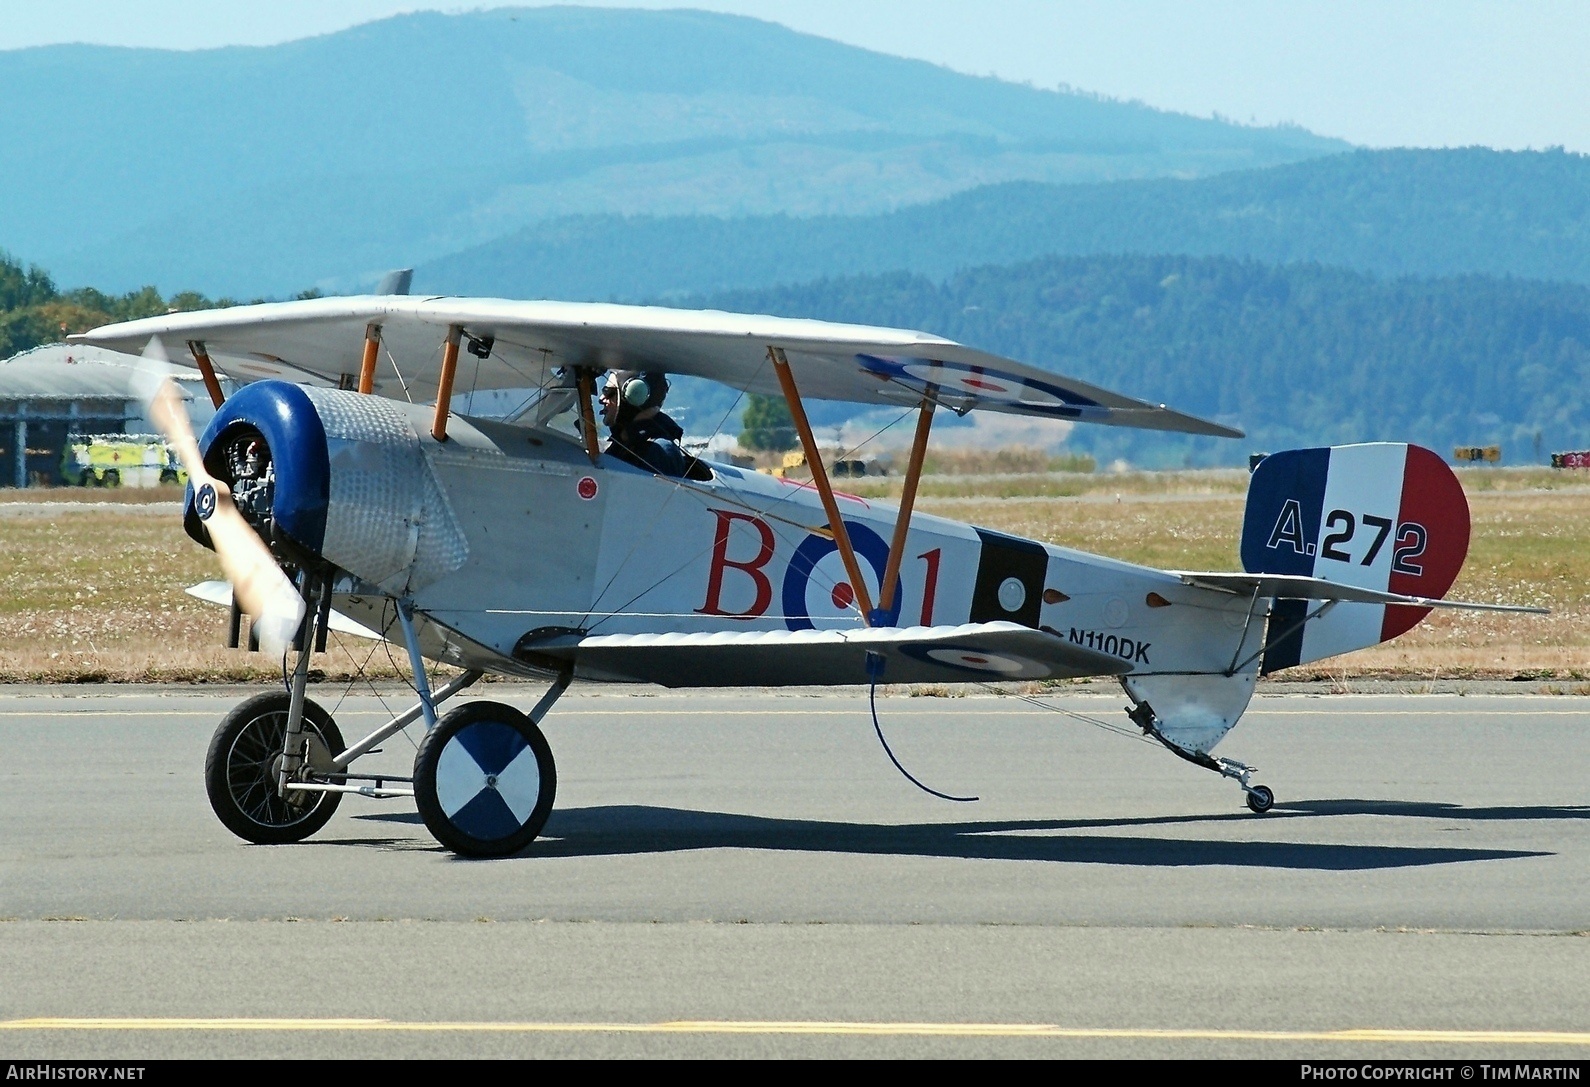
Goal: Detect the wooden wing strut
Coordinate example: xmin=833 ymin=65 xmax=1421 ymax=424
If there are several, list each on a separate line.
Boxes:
xmin=186 ymin=340 xmax=226 ymax=408
xmin=357 ymin=324 xmax=381 ymax=394
xmin=431 ymin=325 xmax=462 ymax=442
xmin=878 ymin=391 xmax=936 ymax=615
xmin=576 ymin=368 xmax=602 ymax=464
xmin=769 ymin=346 xmax=875 ymax=626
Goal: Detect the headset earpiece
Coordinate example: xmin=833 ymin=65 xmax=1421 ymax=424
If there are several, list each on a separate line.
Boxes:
xmin=622 ymin=377 xmax=650 ymax=408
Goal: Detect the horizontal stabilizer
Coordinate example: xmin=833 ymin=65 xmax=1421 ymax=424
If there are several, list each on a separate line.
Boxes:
xmin=515 ymin=621 xmax=1133 ymax=687
xmin=1172 ymin=571 xmax=1548 ymax=614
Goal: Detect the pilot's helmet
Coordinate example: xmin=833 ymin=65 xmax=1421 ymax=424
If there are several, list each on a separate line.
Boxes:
xmin=604 ymin=370 xmax=668 ymax=411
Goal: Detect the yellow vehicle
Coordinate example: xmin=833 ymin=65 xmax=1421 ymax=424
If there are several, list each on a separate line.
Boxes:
xmin=62 ymin=434 xmax=186 ymax=488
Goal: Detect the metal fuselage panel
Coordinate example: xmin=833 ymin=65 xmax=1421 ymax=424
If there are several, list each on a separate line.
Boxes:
xmin=387 ymin=418 xmax=1263 ymax=682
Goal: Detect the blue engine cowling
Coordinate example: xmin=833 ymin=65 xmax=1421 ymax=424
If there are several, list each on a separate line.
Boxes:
xmin=188 ymin=380 xmax=467 ymax=594
xmin=189 ymin=381 xmax=331 ymax=558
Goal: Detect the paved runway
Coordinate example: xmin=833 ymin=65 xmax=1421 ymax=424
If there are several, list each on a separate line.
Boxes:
xmin=2 ymin=683 xmax=1588 ymax=1058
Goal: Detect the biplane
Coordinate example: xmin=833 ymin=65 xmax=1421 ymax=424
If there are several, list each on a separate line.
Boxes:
xmin=73 ymin=298 xmax=1543 ymax=856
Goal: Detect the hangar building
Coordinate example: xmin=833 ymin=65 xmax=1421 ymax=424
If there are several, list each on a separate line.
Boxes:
xmin=0 ymin=343 xmax=225 ymax=488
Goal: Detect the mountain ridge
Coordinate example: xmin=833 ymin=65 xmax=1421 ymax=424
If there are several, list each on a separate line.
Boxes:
xmin=416 ymin=146 xmax=1590 ymax=300
xmin=0 ymin=6 xmax=1345 ymax=296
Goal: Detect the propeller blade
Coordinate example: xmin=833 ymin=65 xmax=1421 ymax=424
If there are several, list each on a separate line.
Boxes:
xmin=134 ymin=338 xmax=305 ymax=656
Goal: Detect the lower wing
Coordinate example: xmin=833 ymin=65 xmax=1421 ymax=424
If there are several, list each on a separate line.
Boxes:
xmin=514 ymin=621 xmax=1133 ymax=687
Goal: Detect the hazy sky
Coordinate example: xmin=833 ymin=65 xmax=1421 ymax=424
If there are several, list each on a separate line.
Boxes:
xmin=1 ymin=1 xmax=1585 ymax=152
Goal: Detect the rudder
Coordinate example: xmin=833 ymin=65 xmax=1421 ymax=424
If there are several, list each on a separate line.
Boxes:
xmin=1241 ymin=443 xmax=1470 ymax=672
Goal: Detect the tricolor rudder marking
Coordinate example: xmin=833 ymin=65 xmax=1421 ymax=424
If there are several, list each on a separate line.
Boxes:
xmin=1241 ymin=443 xmax=1470 ymax=671
xmin=1382 ymin=444 xmax=1469 ymax=639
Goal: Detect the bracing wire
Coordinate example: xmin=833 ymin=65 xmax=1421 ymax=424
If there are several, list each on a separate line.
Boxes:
xmin=593 ymin=397 xmax=920 ymax=628
xmin=580 ymin=356 xmax=764 ymax=626
xmin=976 ymin=680 xmax=1162 ymax=747
xmin=382 ymin=343 xmax=414 ymax=404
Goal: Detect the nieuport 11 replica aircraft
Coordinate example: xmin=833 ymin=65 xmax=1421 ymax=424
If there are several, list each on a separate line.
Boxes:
xmin=75 ymin=297 xmax=1543 ymax=856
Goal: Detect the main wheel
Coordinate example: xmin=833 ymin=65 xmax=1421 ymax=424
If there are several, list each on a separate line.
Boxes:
xmin=205 ymin=692 xmax=345 ymax=844
xmin=413 ymin=700 xmax=556 ymax=858
xmin=1245 ymin=784 xmax=1275 ymax=814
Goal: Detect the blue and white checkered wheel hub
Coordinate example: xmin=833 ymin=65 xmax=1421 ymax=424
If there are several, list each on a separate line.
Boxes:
xmin=433 ymin=721 xmax=544 ymax=841
xmin=414 ymin=700 xmax=557 ymax=856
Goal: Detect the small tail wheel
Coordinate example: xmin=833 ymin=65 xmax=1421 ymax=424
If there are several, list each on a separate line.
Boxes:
xmin=1246 ymin=784 xmax=1275 ymax=814
xmin=205 ymin=691 xmax=345 ymax=844
xmin=413 ymin=700 xmax=557 ymax=858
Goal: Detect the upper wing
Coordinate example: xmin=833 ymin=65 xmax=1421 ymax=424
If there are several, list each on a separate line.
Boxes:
xmin=71 ymin=295 xmax=1242 ymax=437
xmin=1172 ymin=571 xmax=1549 ymax=613
xmin=515 ymin=621 xmax=1134 ymax=687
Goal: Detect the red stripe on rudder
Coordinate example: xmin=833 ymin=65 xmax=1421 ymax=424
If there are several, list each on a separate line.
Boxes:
xmin=1381 ymin=445 xmax=1470 ymax=640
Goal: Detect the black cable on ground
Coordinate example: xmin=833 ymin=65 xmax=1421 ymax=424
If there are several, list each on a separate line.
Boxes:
xmin=867 ymin=652 xmax=977 ymax=803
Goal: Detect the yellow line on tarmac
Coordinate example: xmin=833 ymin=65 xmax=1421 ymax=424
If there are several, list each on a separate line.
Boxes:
xmin=3 ymin=1019 xmax=1590 ymax=1043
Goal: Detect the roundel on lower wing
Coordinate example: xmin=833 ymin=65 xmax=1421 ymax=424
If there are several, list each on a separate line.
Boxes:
xmin=1382 ymin=444 xmax=1471 ymax=640
xmin=897 ymin=643 xmax=1051 ymax=679
xmin=433 ymin=721 xmax=543 ymax=841
xmin=854 ymin=354 xmax=1102 ymax=417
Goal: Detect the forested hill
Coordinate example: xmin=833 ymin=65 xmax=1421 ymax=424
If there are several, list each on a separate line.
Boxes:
xmin=421 ymin=148 xmax=1590 ymax=300
xmin=0 ymin=7 xmax=1339 ymax=298
xmin=682 ymin=254 xmax=1590 ymax=467
xmin=9 ymin=247 xmax=1587 ymax=469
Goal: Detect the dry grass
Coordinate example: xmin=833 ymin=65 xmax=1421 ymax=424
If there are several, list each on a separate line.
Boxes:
xmin=926 ymin=484 xmax=1590 ymax=678
xmin=846 ymin=468 xmax=1252 ymax=501
xmin=0 ymin=483 xmax=188 ymax=504
xmin=1 ymin=471 xmax=1585 ymax=681
xmin=0 ymin=509 xmax=411 ymax=682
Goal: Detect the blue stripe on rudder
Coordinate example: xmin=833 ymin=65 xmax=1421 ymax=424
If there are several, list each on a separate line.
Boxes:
xmin=1242 ymin=447 xmax=1331 ymax=576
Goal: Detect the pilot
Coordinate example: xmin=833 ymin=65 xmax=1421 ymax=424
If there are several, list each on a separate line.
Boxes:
xmin=599 ymin=369 xmax=690 ymax=476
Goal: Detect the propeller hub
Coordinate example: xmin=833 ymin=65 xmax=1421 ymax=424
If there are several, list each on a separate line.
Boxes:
xmin=194 ymin=483 xmax=218 ymax=521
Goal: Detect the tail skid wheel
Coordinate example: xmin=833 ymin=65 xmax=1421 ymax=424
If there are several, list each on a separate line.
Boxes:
xmin=205 ymin=691 xmax=345 ymax=844
xmin=413 ymin=700 xmax=557 ymax=858
xmin=1245 ymin=784 xmax=1275 ymax=814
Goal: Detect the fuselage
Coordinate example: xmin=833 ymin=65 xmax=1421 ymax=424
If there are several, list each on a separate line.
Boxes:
xmin=324 ymin=402 xmax=1265 ymax=686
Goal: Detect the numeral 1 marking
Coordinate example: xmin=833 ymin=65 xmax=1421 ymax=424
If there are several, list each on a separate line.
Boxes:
xmin=918 ymin=548 xmax=941 ymax=626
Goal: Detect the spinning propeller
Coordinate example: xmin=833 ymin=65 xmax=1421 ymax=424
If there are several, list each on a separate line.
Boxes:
xmin=133 ymin=338 xmax=305 ymax=657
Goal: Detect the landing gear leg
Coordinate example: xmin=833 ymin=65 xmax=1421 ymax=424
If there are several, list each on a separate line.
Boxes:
xmin=1127 ymin=700 xmax=1275 ymax=814
xmin=276 ymin=574 xmax=324 ymax=795
xmin=207 ymin=572 xmax=344 ymax=843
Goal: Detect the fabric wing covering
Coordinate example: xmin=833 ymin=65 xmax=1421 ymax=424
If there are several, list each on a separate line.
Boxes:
xmin=514 ymin=622 xmax=1134 ymax=687
xmin=74 ymin=295 xmax=1241 ymax=436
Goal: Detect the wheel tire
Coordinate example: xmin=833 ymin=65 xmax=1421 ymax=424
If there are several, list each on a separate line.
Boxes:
xmin=102 ymin=469 xmax=120 ymax=488
xmin=205 ymin=691 xmax=344 ymax=844
xmin=1246 ymin=785 xmax=1275 ymax=814
xmin=414 ymin=700 xmax=556 ymax=858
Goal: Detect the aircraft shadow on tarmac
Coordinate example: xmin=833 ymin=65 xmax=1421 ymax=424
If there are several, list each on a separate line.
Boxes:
xmin=1280 ymin=798 xmax=1590 ymax=821
xmin=352 ymin=803 xmax=1552 ymax=869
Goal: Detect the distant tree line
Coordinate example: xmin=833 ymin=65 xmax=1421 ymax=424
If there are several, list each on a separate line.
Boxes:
xmin=0 ymin=252 xmax=322 ymax=360
xmin=688 ymin=253 xmax=1590 ymax=467
xmin=10 ymin=245 xmax=1589 ymax=470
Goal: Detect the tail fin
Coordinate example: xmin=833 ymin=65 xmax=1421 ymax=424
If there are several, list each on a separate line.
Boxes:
xmin=1241 ymin=443 xmax=1470 ymax=672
